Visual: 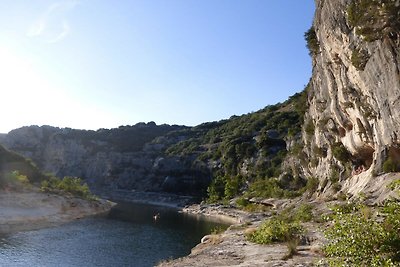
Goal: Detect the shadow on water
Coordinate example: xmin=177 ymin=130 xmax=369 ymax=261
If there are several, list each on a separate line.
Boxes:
xmin=0 ymin=202 xmax=229 ymax=267
xmin=109 ymin=202 xmax=227 ymax=236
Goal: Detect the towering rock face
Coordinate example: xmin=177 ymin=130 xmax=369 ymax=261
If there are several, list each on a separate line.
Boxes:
xmin=305 ymin=0 xmax=400 ymax=195
xmin=1 ymin=124 xmax=211 ymax=196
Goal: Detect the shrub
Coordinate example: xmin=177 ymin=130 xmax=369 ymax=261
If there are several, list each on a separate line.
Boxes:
xmin=305 ymin=177 xmax=319 ymax=193
xmin=245 ymin=178 xmax=301 ymax=199
xmin=0 ymin=171 xmax=30 ymax=190
xmin=304 ymin=119 xmax=315 ymax=136
xmin=41 ymin=176 xmax=97 ymax=200
xmin=305 ymin=26 xmax=320 ymax=56
xmin=330 ymin=169 xmax=339 ymax=183
xmin=293 ymin=203 xmax=313 ymax=222
xmin=331 ymin=142 xmax=351 ymax=164
xmin=224 ymin=175 xmax=243 ymax=199
xmin=383 ymin=157 xmax=399 ymax=173
xmin=347 ymin=0 xmax=400 ymax=42
xmin=323 ymin=201 xmax=400 ymax=266
xmin=388 ymin=179 xmax=400 ymax=193
xmin=248 ymin=216 xmax=304 ymax=244
xmin=313 ymin=145 xmax=327 ymax=158
xmin=206 ymin=175 xmax=226 ymax=202
xmin=351 ymin=48 xmax=370 ymax=70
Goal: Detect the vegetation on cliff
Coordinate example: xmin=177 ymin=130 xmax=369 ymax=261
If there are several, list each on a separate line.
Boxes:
xmin=0 ymin=144 xmax=47 ymax=188
xmin=347 ymin=0 xmax=400 ymax=42
xmin=305 ymin=26 xmax=319 ymax=56
xmin=166 ymin=88 xmax=308 ymax=202
xmin=0 ymin=144 xmax=97 ymax=200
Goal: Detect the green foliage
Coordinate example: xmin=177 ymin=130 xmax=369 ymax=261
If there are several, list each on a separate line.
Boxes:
xmin=304 ymin=119 xmax=315 ymax=136
xmin=245 ymin=178 xmax=301 ymax=199
xmin=383 ymin=157 xmax=400 ymax=173
xmin=248 ymin=215 xmax=304 ymax=244
xmin=166 ymin=89 xmax=309 ymax=202
xmin=292 ymin=203 xmax=313 ymax=222
xmin=0 ymin=145 xmax=47 ymax=185
xmin=313 ymin=145 xmax=327 ymax=158
xmin=41 ymin=176 xmax=97 ymax=200
xmin=305 ymin=177 xmax=319 ymax=193
xmin=210 ymin=226 xmax=226 ymax=235
xmin=388 ymin=179 xmax=400 ymax=193
xmin=347 ymin=0 xmax=400 ymax=42
xmin=331 ymin=142 xmax=352 ymax=164
xmin=330 ymin=169 xmax=339 ymax=183
xmin=236 ymin=198 xmax=270 ymax=212
xmin=224 ymin=175 xmax=243 ymax=200
xmin=351 ymin=48 xmax=370 ymax=70
xmin=0 ymin=171 xmax=30 ymax=190
xmin=206 ymin=174 xmax=244 ymax=202
xmin=304 ymin=26 xmax=320 ymax=56
xmin=323 ymin=201 xmax=400 ymax=266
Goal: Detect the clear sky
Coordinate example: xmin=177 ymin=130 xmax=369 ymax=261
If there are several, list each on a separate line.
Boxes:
xmin=0 ymin=0 xmax=315 ymax=133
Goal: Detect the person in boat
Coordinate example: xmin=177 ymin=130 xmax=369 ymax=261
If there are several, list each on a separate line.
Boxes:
xmin=153 ymin=213 xmax=160 ymax=221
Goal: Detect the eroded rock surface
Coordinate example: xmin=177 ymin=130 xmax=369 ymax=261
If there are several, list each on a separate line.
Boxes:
xmin=303 ymin=0 xmax=400 ymax=197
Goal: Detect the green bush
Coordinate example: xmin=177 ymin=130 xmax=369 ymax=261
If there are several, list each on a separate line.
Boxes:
xmin=245 ymin=178 xmax=300 ymax=199
xmin=293 ymin=203 xmax=313 ymax=222
xmin=304 ymin=26 xmax=320 ymax=56
xmin=383 ymin=157 xmax=399 ymax=173
xmin=0 ymin=171 xmax=30 ymax=190
xmin=388 ymin=179 xmax=400 ymax=193
xmin=304 ymin=119 xmax=315 ymax=136
xmin=351 ymin=48 xmax=370 ymax=70
xmin=248 ymin=216 xmax=304 ymax=244
xmin=305 ymin=177 xmax=319 ymax=193
xmin=41 ymin=176 xmax=97 ymax=200
xmin=347 ymin=0 xmax=400 ymax=42
xmin=323 ymin=201 xmax=400 ymax=266
xmin=331 ymin=142 xmax=352 ymax=164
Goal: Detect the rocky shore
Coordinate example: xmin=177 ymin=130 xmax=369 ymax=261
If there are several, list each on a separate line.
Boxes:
xmin=0 ymin=188 xmax=114 ymax=234
xmin=159 ymin=200 xmax=326 ymax=267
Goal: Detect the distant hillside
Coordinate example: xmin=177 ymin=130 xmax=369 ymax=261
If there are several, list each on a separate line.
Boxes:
xmin=0 ymin=91 xmax=308 ymax=199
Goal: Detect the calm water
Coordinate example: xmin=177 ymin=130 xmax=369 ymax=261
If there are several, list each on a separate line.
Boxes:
xmin=0 ymin=202 xmax=227 ymax=267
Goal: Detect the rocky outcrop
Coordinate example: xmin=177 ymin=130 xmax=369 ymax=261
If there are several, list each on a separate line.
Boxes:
xmin=304 ymin=0 xmax=400 ymax=197
xmin=1 ymin=124 xmax=211 ymax=196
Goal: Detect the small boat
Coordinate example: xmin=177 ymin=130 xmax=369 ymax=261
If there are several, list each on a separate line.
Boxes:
xmin=153 ymin=213 xmax=160 ymax=221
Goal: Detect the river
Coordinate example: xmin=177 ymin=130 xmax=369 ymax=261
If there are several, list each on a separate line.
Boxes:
xmin=0 ymin=202 xmax=227 ymax=267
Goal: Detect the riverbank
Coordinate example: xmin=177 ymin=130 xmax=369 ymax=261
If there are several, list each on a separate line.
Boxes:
xmin=95 ymin=189 xmax=197 ymax=209
xmin=0 ymin=187 xmax=114 ymax=234
xmin=158 ymin=200 xmax=326 ymax=267
xmin=94 ymin=190 xmax=327 ymax=266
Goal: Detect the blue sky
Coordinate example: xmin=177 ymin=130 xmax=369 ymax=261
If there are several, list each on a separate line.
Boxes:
xmin=0 ymin=0 xmax=315 ymax=133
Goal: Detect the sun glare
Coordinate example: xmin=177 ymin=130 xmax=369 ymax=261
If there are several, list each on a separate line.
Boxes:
xmin=0 ymin=46 xmax=120 ymax=133
xmin=0 ymin=46 xmax=56 ymax=131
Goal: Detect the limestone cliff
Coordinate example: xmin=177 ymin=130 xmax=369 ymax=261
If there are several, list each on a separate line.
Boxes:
xmin=304 ymin=0 xmax=400 ymax=197
xmin=1 ymin=124 xmax=211 ymax=196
